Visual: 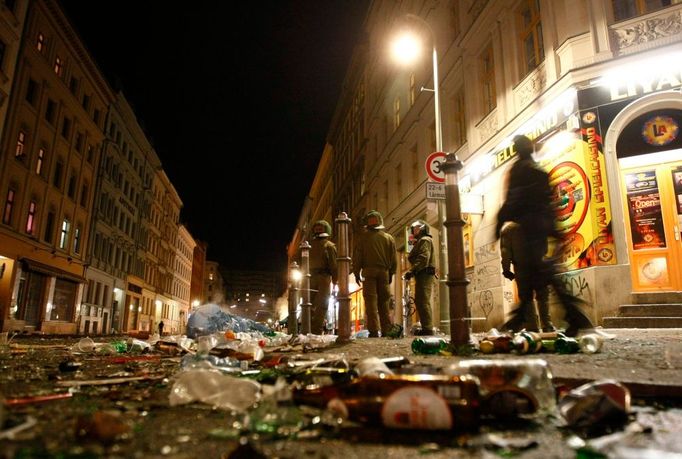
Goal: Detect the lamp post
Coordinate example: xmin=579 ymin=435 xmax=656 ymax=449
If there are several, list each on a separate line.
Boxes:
xmin=335 ymin=212 xmax=352 ymax=342
xmin=288 ymin=261 xmax=301 ymax=335
xmin=391 ymin=15 xmax=449 ymax=333
xmin=299 ymin=240 xmax=312 ymax=334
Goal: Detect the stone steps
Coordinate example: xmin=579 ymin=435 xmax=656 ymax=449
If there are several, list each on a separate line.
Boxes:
xmin=602 ymin=303 xmax=682 ymax=328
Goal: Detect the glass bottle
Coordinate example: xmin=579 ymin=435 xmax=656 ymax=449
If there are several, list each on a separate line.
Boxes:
xmin=445 ymin=358 xmax=556 ymax=417
xmin=555 ymin=336 xmax=580 ymax=354
xmin=512 ymin=332 xmax=542 ymax=354
xmin=292 ymin=374 xmax=480 ymax=431
xmin=479 ymin=335 xmax=514 ymax=354
xmin=579 ymin=334 xmax=603 ymax=354
xmin=411 ymin=337 xmax=448 ymax=355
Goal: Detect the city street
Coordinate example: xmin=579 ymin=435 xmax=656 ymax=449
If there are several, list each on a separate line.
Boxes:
xmin=1 ymin=328 xmax=681 ymax=458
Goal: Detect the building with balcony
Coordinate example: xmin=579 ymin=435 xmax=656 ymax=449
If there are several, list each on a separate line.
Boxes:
xmin=311 ymin=0 xmax=682 ymax=332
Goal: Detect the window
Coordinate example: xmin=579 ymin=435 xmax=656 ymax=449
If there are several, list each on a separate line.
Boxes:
xmin=393 ymin=97 xmax=400 ymax=130
xmin=25 ymin=79 xmax=38 ymax=106
xmin=67 ymin=173 xmax=76 ymax=199
xmin=612 ymin=0 xmax=682 ymax=21
xmin=409 ymin=73 xmax=416 ymax=107
xmin=45 ymin=99 xmax=56 ymax=124
xmin=36 ymin=32 xmax=45 ymax=52
xmin=52 ymin=160 xmax=63 ymax=188
xmin=0 ymin=39 xmax=5 ymax=70
xmin=54 ymin=56 xmax=63 ymax=76
xmin=75 ymin=132 xmax=84 ymax=152
xmin=26 ymin=201 xmax=37 ymax=234
xmin=82 ymin=93 xmax=90 ymax=111
xmin=86 ymin=144 xmax=94 ymax=163
xmin=44 ymin=210 xmax=55 ymax=243
xmin=518 ymin=0 xmax=544 ymax=76
xmin=74 ymin=226 xmax=81 ymax=254
xmin=15 ymin=131 xmax=26 ymax=157
xmin=35 ymin=148 xmax=45 ymax=175
xmin=80 ymin=182 xmax=89 ymax=207
xmin=480 ymin=42 xmax=497 ymax=115
xmin=93 ymin=109 xmax=101 ymax=126
xmin=61 ymin=117 xmax=71 ymax=139
xmin=3 ymin=188 xmax=15 ymax=224
xmin=5 ymin=0 xmax=16 ymax=13
xmin=453 ymin=86 xmax=467 ymax=149
xmin=59 ymin=218 xmax=70 ymax=249
xmin=69 ymin=76 xmax=79 ymax=95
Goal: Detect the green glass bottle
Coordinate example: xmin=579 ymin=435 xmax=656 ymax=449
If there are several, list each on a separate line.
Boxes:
xmin=411 ymin=337 xmax=448 ymax=355
xmin=555 ymin=336 xmax=580 ymax=354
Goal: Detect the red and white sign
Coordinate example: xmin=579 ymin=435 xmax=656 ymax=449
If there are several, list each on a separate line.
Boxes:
xmin=425 ymin=152 xmax=446 ymax=183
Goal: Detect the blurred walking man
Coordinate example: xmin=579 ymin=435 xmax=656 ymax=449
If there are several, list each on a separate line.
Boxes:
xmin=496 ymin=135 xmax=593 ymax=337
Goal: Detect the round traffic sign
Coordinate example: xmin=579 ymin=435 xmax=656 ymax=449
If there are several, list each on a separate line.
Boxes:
xmin=425 ymin=152 xmax=446 ymax=183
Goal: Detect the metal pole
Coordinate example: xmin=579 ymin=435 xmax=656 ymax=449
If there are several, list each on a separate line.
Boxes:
xmin=299 ymin=240 xmax=312 ymax=334
xmin=287 ymin=261 xmax=299 ymax=335
xmin=432 ymin=44 xmax=450 ymax=334
xmin=335 ymin=212 xmax=352 ymax=342
xmin=440 ymin=153 xmax=471 ymax=350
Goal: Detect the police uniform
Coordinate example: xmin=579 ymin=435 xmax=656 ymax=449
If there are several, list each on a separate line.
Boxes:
xmin=353 ymin=211 xmax=397 ymax=337
xmin=406 ymin=220 xmax=436 ymax=335
xmin=309 ymin=220 xmax=337 ymax=334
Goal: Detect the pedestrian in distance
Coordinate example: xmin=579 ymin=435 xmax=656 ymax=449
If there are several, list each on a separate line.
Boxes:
xmin=309 ymin=220 xmax=338 ymax=335
xmin=499 ymin=221 xmax=555 ymax=332
xmin=158 ymin=320 xmax=164 ymax=337
xmin=352 ymin=210 xmax=397 ymax=338
xmin=404 ymin=220 xmax=436 ymax=336
xmin=495 ymin=134 xmax=593 ymax=337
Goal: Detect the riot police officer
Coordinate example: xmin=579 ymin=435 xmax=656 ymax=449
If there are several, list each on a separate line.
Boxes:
xmin=309 ymin=220 xmax=337 ymax=334
xmin=405 ymin=220 xmax=436 ymax=335
xmin=353 ymin=210 xmax=397 ymax=337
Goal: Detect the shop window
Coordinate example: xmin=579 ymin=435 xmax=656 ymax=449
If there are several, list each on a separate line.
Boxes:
xmin=612 ymin=0 xmax=682 ymax=21
xmin=50 ymin=278 xmax=77 ymax=321
xmin=517 ymin=0 xmax=544 ymax=77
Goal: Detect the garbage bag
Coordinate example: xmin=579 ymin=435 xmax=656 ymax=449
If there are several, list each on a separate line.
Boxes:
xmin=186 ymin=303 xmax=271 ymax=338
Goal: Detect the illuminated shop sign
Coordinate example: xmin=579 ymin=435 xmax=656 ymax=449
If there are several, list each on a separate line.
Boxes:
xmin=579 ymin=53 xmax=682 ymax=109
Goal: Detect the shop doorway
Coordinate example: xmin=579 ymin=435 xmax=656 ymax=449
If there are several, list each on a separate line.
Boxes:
xmin=619 ymin=155 xmax=682 ymax=291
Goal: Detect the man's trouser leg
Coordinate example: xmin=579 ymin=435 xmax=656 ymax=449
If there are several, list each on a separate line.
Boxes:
xmin=502 ymin=269 xmax=538 ymax=332
xmin=535 ymin=282 xmax=554 ymax=331
xmin=414 ymin=272 xmax=434 ymax=331
xmin=374 ymin=269 xmax=393 ymax=336
xmin=310 ymin=274 xmax=331 ymax=334
xmin=362 ymin=270 xmax=380 ymax=336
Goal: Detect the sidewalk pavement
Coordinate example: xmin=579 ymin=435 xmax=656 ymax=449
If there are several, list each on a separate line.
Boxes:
xmin=328 ymin=328 xmax=682 ymax=398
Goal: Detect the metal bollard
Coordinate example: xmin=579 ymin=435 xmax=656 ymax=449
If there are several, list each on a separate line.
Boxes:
xmin=335 ymin=212 xmax=352 ymax=342
xmin=288 ymin=261 xmax=300 ymax=335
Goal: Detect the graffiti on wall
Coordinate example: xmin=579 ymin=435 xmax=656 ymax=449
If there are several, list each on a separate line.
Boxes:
xmin=474 ymin=242 xmax=499 ymax=264
xmin=474 ymin=260 xmax=502 ymax=291
xmin=557 ymin=271 xmax=592 ymax=300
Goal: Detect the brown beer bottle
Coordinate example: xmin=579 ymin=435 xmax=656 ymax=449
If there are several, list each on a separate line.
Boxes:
xmin=292 ymin=374 xmax=480 ymax=430
xmin=479 ymin=334 xmax=514 ymax=353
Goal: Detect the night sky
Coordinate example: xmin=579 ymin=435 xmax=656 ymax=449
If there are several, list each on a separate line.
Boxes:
xmin=58 ymin=1 xmax=370 ymax=272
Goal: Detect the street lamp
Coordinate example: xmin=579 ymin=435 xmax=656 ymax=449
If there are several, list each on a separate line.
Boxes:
xmin=390 ymin=15 xmax=448 ymax=333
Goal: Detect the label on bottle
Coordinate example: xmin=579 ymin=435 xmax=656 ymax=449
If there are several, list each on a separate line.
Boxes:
xmin=381 ymin=387 xmax=453 ymax=429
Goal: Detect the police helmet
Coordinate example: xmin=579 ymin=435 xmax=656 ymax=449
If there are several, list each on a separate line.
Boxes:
xmin=410 ymin=219 xmax=430 ymax=237
xmin=312 ymin=220 xmax=332 ymax=238
xmin=364 ymin=210 xmax=385 ymax=229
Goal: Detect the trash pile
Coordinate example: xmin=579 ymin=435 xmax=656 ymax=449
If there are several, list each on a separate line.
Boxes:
xmin=1 ymin=310 xmax=681 ymax=458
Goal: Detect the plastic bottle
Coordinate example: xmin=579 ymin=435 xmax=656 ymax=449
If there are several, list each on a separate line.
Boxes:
xmin=579 ymin=334 xmax=603 ymax=354
xmin=292 ymin=374 xmax=480 ymax=430
xmin=411 ymin=337 xmax=448 ymax=355
xmin=445 ymin=358 xmax=556 ymax=417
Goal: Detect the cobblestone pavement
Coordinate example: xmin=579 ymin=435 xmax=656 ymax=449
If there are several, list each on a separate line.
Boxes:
xmin=0 ymin=328 xmax=681 ymax=458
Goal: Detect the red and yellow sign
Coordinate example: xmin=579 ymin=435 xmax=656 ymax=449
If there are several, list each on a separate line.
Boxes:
xmin=642 ymin=115 xmax=679 ymax=146
xmin=539 ymin=127 xmax=616 ymax=270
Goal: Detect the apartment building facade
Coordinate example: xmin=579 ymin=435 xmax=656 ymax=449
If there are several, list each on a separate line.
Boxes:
xmin=320 ymin=0 xmax=682 ymax=331
xmin=174 ymin=224 xmax=196 ymax=334
xmin=0 ymin=0 xmax=113 ymax=333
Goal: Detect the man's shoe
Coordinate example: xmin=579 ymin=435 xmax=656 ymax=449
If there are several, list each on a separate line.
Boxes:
xmin=414 ymin=327 xmax=435 ymax=336
xmin=541 ymin=322 xmax=556 ymax=332
xmin=368 ymin=331 xmax=380 ymax=338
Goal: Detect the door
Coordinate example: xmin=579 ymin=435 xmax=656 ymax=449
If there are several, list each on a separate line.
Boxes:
xmin=620 ymin=158 xmax=682 ymax=291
